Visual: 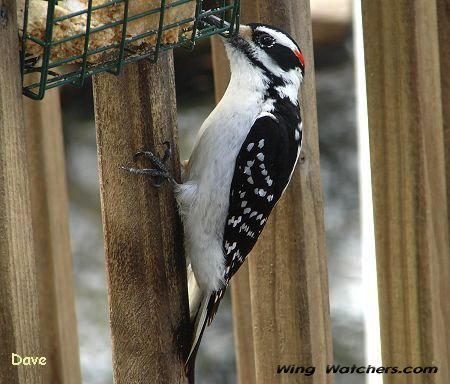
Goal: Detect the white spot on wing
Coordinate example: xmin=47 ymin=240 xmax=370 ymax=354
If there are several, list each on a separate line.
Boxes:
xmin=239 ymin=223 xmax=250 ymax=233
xmin=247 ymin=143 xmax=254 ymax=151
xmin=257 ymin=153 xmax=265 ymax=161
xmin=228 ymin=216 xmax=242 ymax=227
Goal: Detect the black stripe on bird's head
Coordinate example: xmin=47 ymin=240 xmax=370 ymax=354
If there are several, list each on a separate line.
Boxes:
xmin=226 ymin=23 xmax=305 ymax=80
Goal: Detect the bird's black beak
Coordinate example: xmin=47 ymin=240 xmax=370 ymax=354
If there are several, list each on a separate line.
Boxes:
xmin=203 ymin=14 xmax=250 ymax=50
xmin=203 ymin=14 xmax=231 ymax=31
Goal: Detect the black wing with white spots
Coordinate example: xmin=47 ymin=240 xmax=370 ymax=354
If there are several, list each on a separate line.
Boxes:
xmin=206 ymin=112 xmax=302 ymax=323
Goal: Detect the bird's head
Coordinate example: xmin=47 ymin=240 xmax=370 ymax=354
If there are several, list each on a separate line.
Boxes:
xmin=224 ymin=23 xmax=305 ymax=85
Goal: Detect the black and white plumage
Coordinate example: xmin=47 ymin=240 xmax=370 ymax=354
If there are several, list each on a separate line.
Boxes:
xmin=176 ymin=22 xmax=305 ymax=375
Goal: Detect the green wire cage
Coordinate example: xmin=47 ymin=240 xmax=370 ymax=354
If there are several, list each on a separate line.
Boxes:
xmin=20 ymin=0 xmax=240 ymax=99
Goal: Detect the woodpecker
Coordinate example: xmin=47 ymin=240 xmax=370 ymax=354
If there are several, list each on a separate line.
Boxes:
xmin=123 ymin=17 xmax=305 ymax=378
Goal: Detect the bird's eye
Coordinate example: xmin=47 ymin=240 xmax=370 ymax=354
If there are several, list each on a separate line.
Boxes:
xmin=257 ymin=33 xmax=275 ymax=48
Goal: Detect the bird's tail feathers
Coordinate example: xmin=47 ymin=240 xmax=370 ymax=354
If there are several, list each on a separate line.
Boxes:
xmin=185 ymin=264 xmax=210 ymax=378
xmin=187 ymin=263 xmax=203 ymax=320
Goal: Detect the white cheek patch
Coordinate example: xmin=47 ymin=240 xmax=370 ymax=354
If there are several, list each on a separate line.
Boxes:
xmin=252 ymin=48 xmax=300 ymax=88
xmin=249 ymin=41 xmax=301 ymax=87
xmin=252 ymin=48 xmax=285 ymax=78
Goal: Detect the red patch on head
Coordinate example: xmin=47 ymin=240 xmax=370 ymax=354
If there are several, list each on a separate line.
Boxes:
xmin=294 ymin=49 xmax=305 ymax=67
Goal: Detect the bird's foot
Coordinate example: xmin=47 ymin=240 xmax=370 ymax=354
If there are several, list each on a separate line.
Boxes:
xmin=121 ymin=141 xmax=175 ymax=187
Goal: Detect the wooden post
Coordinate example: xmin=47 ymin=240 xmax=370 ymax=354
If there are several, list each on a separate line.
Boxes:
xmin=92 ymin=53 xmax=190 ymax=383
xmin=212 ymin=1 xmax=334 ymax=383
xmin=0 ymin=0 xmax=42 ymax=383
xmin=23 ymin=88 xmax=82 ymax=384
xmin=436 ymin=0 xmax=450 ymax=242
xmin=362 ymin=0 xmax=450 ymax=382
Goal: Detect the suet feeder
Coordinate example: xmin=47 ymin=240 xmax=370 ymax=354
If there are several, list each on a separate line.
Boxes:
xmin=19 ymin=0 xmax=240 ymax=99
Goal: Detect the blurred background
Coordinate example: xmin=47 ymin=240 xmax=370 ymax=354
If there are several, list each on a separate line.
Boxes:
xmin=61 ymin=0 xmax=364 ymax=382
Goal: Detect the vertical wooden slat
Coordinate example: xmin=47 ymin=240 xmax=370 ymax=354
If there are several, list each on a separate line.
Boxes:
xmin=23 ymin=89 xmax=82 ymax=384
xmin=229 ymin=262 xmax=256 ymax=382
xmin=212 ymin=1 xmax=333 ymax=383
xmin=247 ymin=2 xmax=333 ymax=382
xmin=0 ymin=0 xmax=42 ymax=383
xmin=211 ymin=38 xmax=257 ymax=384
xmin=362 ymin=0 xmax=450 ymax=383
xmin=92 ymin=54 xmax=190 ymax=383
xmin=436 ymin=0 xmax=450 ymax=243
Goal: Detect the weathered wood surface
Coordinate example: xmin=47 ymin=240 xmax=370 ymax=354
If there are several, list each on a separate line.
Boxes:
xmin=23 ymin=88 xmax=81 ymax=384
xmin=437 ymin=0 xmax=450 ymax=244
xmin=245 ymin=2 xmax=333 ymax=383
xmin=0 ymin=0 xmax=42 ymax=382
xmin=362 ymin=0 xmax=450 ymax=383
xmin=92 ymin=53 xmax=190 ymax=383
xmin=213 ymin=1 xmax=334 ymax=383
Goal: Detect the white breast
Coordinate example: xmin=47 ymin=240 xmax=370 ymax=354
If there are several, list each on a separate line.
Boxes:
xmin=176 ymin=68 xmax=270 ymax=291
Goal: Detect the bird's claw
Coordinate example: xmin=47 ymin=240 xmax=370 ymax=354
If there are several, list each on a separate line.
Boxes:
xmin=161 ymin=141 xmax=172 ymax=163
xmin=122 ymin=142 xmax=175 ymax=187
